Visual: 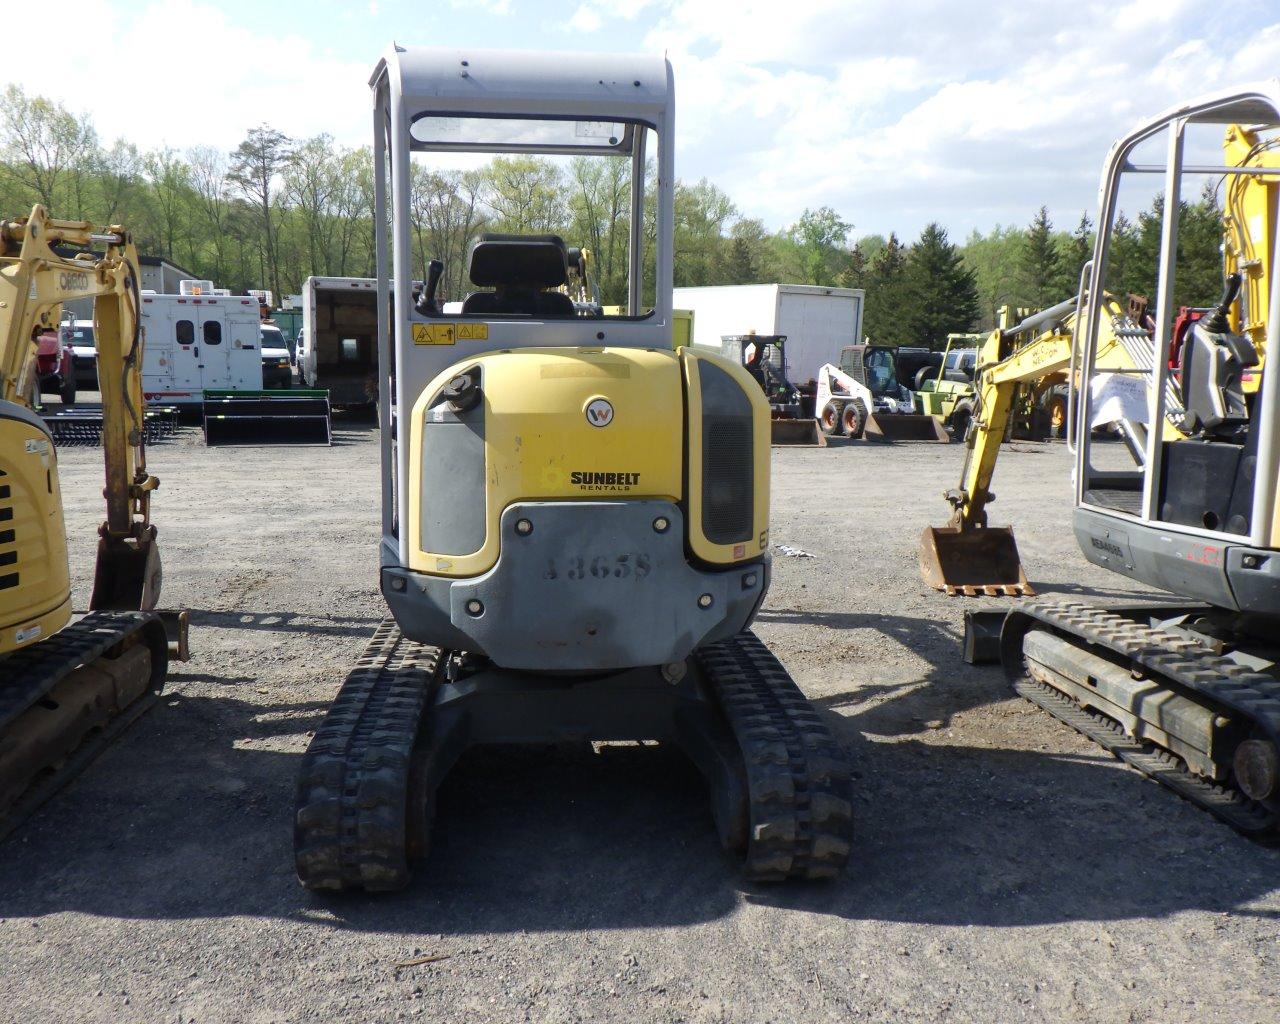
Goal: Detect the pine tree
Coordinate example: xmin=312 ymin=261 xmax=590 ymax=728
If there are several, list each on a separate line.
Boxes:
xmin=1020 ymin=206 xmax=1063 ymax=309
xmin=1106 ymin=211 xmax=1141 ymax=297
xmin=863 ymin=233 xmax=913 ymax=346
xmin=903 ymin=223 xmax=980 ymax=349
xmin=1177 ymin=183 xmax=1226 ymax=308
xmin=839 ymin=244 xmax=868 ymax=290
xmin=1054 ymin=212 xmax=1093 ymax=297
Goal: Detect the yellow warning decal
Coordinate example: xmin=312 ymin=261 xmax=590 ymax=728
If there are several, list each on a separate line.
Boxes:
xmin=412 ymin=323 xmax=488 ymax=345
xmin=413 ymin=323 xmax=455 ymax=346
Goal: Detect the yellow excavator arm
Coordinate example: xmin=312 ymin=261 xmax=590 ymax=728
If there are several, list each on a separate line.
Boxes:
xmin=1223 ymin=123 xmax=1279 ymax=384
xmin=0 ymin=205 xmax=161 ymax=630
xmin=920 ymin=293 xmax=1168 ymax=595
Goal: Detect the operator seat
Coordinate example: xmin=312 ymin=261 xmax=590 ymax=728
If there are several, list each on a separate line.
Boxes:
xmin=460 ymin=233 xmax=576 ymax=317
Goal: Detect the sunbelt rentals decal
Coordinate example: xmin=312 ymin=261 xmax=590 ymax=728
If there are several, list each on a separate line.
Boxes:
xmin=571 ymin=471 xmax=641 ymax=492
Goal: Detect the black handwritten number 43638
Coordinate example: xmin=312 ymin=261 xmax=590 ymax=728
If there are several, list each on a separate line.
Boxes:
xmin=543 ymin=554 xmax=652 ymax=581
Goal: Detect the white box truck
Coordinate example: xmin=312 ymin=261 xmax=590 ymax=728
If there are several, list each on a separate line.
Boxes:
xmin=672 ymin=283 xmax=865 ymax=387
xmin=296 ymin=276 xmax=380 ymax=407
xmin=140 ymin=292 xmax=263 ymax=405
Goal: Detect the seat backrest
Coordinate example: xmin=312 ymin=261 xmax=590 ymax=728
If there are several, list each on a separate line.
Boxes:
xmin=468 ymin=233 xmax=569 ymax=289
xmin=462 ymin=233 xmax=573 ymax=317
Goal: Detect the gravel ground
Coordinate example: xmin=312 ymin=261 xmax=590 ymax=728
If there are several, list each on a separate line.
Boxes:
xmin=1 ymin=425 xmax=1276 ymax=1024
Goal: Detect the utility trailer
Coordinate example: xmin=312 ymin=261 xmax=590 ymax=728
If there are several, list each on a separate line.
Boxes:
xmin=202 ymin=390 xmax=332 ymax=446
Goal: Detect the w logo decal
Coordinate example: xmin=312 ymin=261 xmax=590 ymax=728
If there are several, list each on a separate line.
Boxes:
xmin=585 ymin=398 xmax=614 ymax=428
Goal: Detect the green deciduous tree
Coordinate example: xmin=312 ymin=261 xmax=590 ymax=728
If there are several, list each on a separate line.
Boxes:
xmin=0 ymin=85 xmax=97 ymax=211
xmin=229 ymin=125 xmax=294 ymax=298
xmin=787 ymin=206 xmax=851 ymax=285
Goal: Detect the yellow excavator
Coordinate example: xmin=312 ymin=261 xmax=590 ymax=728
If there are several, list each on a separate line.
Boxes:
xmin=923 ymin=89 xmax=1280 ymax=835
xmin=0 ymin=206 xmax=186 ymax=837
xmin=293 ymin=47 xmax=854 ymax=890
xmin=919 ymin=290 xmax=1180 ymax=595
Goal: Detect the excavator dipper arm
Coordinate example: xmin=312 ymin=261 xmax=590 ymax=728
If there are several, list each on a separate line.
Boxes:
xmin=0 ymin=206 xmax=160 ymax=609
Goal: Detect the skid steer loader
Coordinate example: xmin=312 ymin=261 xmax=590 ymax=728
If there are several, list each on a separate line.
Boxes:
xmin=722 ymin=334 xmax=825 ymax=446
xmin=292 ymin=47 xmax=854 ymax=891
xmin=835 ymin=344 xmax=949 ymax=442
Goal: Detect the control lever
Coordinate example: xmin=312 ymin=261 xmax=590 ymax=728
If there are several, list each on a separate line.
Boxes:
xmin=1199 ymin=273 xmax=1242 ymax=335
xmin=416 ymin=259 xmax=444 ymax=316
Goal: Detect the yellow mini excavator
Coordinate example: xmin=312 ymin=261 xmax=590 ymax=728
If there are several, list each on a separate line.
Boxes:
xmin=0 ymin=207 xmax=185 ymax=837
xmin=293 ymin=47 xmax=854 ymax=890
xmin=923 ymin=86 xmax=1280 ymax=836
xmin=919 ymin=289 xmax=1179 ymax=596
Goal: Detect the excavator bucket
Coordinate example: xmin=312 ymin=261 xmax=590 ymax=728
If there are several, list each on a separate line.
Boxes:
xmin=864 ymin=413 xmax=950 ymax=442
xmin=90 ymin=532 xmax=163 ymax=610
xmin=770 ymin=418 xmax=826 ymax=447
xmin=918 ymin=524 xmax=1034 ymax=597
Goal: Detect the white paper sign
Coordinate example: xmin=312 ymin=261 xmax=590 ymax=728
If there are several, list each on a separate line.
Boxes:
xmin=1090 ymin=372 xmax=1149 ymax=427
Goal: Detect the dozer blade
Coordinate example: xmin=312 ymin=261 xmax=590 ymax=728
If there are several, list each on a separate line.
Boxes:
xmin=864 ymin=413 xmax=950 ymax=443
xmin=918 ymin=524 xmax=1034 ymax=597
xmin=770 ymin=418 xmax=826 ymax=447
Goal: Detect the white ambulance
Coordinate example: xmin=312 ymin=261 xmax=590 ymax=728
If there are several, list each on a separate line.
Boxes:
xmin=140 ymin=281 xmax=263 ymax=405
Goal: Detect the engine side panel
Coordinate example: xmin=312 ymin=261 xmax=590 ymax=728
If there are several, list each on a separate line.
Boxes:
xmin=0 ymin=403 xmax=70 ymax=652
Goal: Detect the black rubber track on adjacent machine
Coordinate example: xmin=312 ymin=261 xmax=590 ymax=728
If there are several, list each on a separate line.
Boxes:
xmin=0 ymin=610 xmax=165 ymax=730
xmin=294 ymin=621 xmax=440 ymax=891
xmin=0 ymin=610 xmax=168 ymax=839
xmin=1007 ymin=599 xmax=1280 ymax=839
xmin=696 ymin=631 xmax=855 ymax=880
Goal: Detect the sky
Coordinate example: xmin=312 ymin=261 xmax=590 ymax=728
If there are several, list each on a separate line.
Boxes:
xmin=7 ymin=0 xmax=1280 ymax=241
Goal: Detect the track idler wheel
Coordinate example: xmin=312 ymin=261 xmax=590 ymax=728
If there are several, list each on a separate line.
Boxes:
xmin=1235 ymin=739 xmax=1280 ymax=804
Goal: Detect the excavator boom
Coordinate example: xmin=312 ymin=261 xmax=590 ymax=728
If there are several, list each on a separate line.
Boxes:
xmin=0 ymin=205 xmax=184 ymax=836
xmin=0 ymin=207 xmax=160 ymax=611
xmin=919 ymin=292 xmax=1165 ymax=595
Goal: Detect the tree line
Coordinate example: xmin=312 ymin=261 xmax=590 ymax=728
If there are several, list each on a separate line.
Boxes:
xmin=1 ymin=85 xmax=1227 ymax=348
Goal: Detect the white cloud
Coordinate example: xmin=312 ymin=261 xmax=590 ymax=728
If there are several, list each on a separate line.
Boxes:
xmin=4 ymin=2 xmax=370 ymax=154
xmin=568 ymin=5 xmax=603 ymax=32
xmin=448 ymin=0 xmax=513 ymax=14
xmin=6 ymin=0 xmax=1280 ymax=238
xmin=567 ymin=0 xmax=1280 ymax=236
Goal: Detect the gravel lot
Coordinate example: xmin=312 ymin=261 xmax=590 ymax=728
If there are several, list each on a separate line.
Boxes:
xmin=1 ymin=424 xmax=1276 ymax=1024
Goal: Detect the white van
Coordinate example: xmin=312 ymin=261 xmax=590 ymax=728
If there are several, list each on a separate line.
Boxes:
xmin=140 ymin=293 xmax=263 ymax=405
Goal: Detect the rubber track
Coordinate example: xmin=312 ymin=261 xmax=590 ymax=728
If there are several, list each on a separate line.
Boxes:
xmin=0 ymin=610 xmax=166 ymax=838
xmin=294 ymin=620 xmax=440 ymax=891
xmin=1010 ymin=599 xmax=1280 ymax=837
xmin=696 ymin=631 xmax=854 ymax=880
xmin=0 ymin=611 xmax=163 ymax=729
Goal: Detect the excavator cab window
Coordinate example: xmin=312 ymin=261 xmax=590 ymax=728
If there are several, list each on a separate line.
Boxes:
xmin=1077 ymin=110 xmax=1280 ymax=549
xmin=405 ymin=114 xmax=658 ymax=320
